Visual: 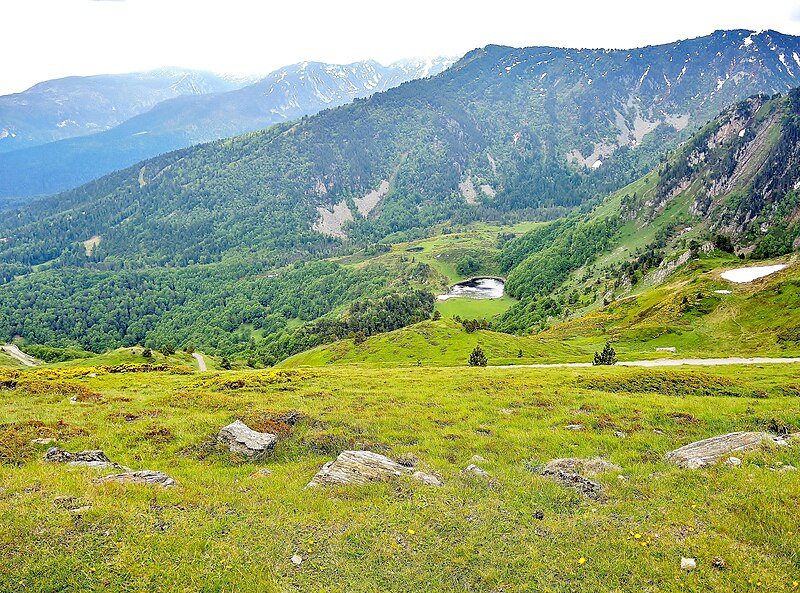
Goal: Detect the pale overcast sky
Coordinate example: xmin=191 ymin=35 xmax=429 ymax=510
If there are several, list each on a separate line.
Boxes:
xmin=4 ymin=0 xmax=800 ymax=94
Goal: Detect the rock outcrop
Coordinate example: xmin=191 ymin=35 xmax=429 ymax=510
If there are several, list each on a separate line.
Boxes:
xmin=665 ymin=432 xmax=788 ymax=469
xmin=541 ymin=457 xmax=620 ymax=500
xmin=98 ymin=470 xmax=176 ymax=487
xmin=44 ymin=447 xmax=129 ymax=470
xmin=217 ymin=420 xmax=278 ymax=459
xmin=307 ymin=450 xmax=441 ymax=487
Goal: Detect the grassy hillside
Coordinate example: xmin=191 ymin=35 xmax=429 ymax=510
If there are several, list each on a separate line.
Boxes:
xmin=1 ymin=364 xmax=798 ymax=591
xmin=281 ymin=256 xmax=800 ymax=367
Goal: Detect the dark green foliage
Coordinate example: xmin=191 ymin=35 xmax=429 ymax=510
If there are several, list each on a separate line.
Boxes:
xmin=160 ymin=344 xmax=176 ymax=356
xmin=468 ymin=345 xmax=488 ymax=367
xmin=220 ymin=357 xmax=232 ymax=370
xmin=460 ymin=318 xmax=490 ymax=333
xmin=713 ymin=234 xmax=735 ymax=253
xmin=592 ymin=342 xmax=617 ymax=366
xmin=20 ymin=344 xmax=93 ymax=363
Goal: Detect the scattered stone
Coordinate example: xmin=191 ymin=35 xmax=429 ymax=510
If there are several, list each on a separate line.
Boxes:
xmin=614 ymin=431 xmax=627 ymax=439
xmin=308 ymin=450 xmax=410 ymax=487
xmin=681 ymin=557 xmax=697 ymax=571
xmin=725 ymin=456 xmax=742 ymax=467
xmin=565 ymin=424 xmax=583 ymax=431
xmin=394 ymin=452 xmax=418 ymax=467
xmin=779 ymin=464 xmax=797 ymax=472
xmin=666 ymin=432 xmax=788 ymax=469
xmin=217 ymin=420 xmax=277 ymax=459
xmin=499 ymin=408 xmax=514 ymax=415
xmin=98 ymin=470 xmax=176 ymax=487
xmin=541 ymin=468 xmax=602 ymax=500
xmin=291 ymin=554 xmax=303 ymax=566
xmin=653 ymin=429 xmax=666 ymax=435
xmin=44 ymin=447 xmax=129 ymax=470
xmin=533 ymin=510 xmax=544 ymax=520
xmin=618 ymin=475 xmax=628 ymax=481
xmin=461 ymin=464 xmax=490 ymax=477
xmin=69 ymin=505 xmax=92 ymax=514
xmin=543 ymin=458 xmax=621 ymax=478
xmin=30 ymin=438 xmax=55 ymax=446
xmin=411 ymin=471 xmax=443 ymax=486
xmin=469 ymin=455 xmax=488 ymax=464
xmin=250 ymin=468 xmax=273 ymax=478
xmin=711 ymin=556 xmax=726 ymax=570
xmin=69 ymin=396 xmax=77 ymax=404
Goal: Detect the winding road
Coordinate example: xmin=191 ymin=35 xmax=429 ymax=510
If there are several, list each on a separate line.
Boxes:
xmin=192 ymin=352 xmax=207 ymax=372
xmin=1 ymin=344 xmax=38 ymax=367
xmin=497 ymin=356 xmax=800 ymax=369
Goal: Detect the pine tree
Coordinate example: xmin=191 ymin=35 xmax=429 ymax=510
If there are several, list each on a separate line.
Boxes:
xmin=593 ymin=342 xmax=617 ymax=365
xmin=469 ymin=345 xmax=488 ymax=367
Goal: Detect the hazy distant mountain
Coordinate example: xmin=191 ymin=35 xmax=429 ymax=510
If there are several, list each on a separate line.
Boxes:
xmin=0 ymin=69 xmax=248 ymax=153
xmin=0 ymin=58 xmax=455 ymax=200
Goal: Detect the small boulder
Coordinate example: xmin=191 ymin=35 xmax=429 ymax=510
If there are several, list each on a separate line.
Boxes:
xmin=665 ymin=432 xmax=788 ymax=469
xmin=307 ymin=450 xmax=410 ymax=487
xmin=30 ymin=438 xmax=56 ymax=446
xmin=98 ymin=470 xmax=176 ymax=487
xmin=291 ymin=554 xmax=303 ymax=566
xmin=543 ymin=457 xmax=621 ymax=478
xmin=681 ymin=557 xmax=697 ymax=571
xmin=44 ymin=447 xmax=128 ymax=470
xmin=469 ymin=455 xmax=488 ymax=464
xmin=412 ymin=471 xmax=443 ymax=486
xmin=565 ymin=424 xmax=583 ymax=431
xmin=250 ymin=468 xmax=273 ymax=478
xmin=217 ymin=420 xmax=277 ymax=459
xmin=725 ymin=456 xmax=742 ymax=467
xmin=461 ymin=464 xmax=489 ymax=477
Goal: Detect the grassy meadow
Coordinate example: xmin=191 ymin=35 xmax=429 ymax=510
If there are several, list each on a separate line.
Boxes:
xmin=1 ymin=362 xmax=799 ymax=592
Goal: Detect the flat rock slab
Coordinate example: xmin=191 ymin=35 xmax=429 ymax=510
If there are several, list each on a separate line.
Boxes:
xmin=44 ymin=447 xmax=129 ymax=470
xmin=217 ymin=420 xmax=277 ymax=459
xmin=665 ymin=431 xmax=789 ymax=469
xmin=308 ymin=450 xmax=409 ymax=487
xmin=98 ymin=470 xmax=176 ymax=487
xmin=544 ymin=457 xmax=621 ymax=477
xmin=461 ymin=464 xmax=490 ymax=477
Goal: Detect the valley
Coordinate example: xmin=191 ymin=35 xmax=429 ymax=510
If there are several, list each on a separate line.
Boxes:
xmin=2 ymin=21 xmax=800 ymax=593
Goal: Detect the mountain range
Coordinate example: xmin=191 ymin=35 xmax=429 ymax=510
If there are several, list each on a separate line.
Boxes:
xmin=0 ymin=58 xmax=454 ymax=201
xmin=1 ymin=29 xmax=800 ymax=361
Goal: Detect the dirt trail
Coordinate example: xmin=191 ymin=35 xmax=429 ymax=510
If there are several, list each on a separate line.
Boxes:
xmin=192 ymin=352 xmax=207 ymax=372
xmin=497 ymin=357 xmax=800 ymax=369
xmin=1 ymin=344 xmax=39 ymax=366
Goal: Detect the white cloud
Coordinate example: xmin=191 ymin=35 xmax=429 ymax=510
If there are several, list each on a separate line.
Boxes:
xmin=2 ymin=0 xmax=800 ymax=94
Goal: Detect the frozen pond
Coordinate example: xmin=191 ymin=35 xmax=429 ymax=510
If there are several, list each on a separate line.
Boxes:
xmin=437 ymin=277 xmax=505 ymax=301
xmin=720 ymin=264 xmax=787 ymax=284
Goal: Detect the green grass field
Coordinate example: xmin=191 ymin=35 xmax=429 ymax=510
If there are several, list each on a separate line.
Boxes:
xmin=1 ymin=363 xmax=798 ymax=592
xmin=434 ymin=295 xmax=517 ymax=319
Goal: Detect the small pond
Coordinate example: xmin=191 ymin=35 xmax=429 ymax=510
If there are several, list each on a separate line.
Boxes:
xmin=437 ymin=277 xmax=505 ymax=301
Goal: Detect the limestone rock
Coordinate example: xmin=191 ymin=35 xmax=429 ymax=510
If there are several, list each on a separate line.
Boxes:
xmin=98 ymin=470 xmax=176 ymax=487
xmin=469 ymin=455 xmax=488 ymax=464
xmin=543 ymin=457 xmax=621 ymax=477
xmin=412 ymin=471 xmax=443 ymax=486
xmin=307 ymin=450 xmax=410 ymax=487
xmin=291 ymin=554 xmax=303 ymax=566
xmin=217 ymin=420 xmax=277 ymax=459
xmin=30 ymin=438 xmax=56 ymax=445
xmin=43 ymin=447 xmax=129 ymax=470
xmin=565 ymin=424 xmax=583 ymax=431
xmin=665 ymin=432 xmax=788 ymax=469
xmin=725 ymin=456 xmax=742 ymax=467
xmin=250 ymin=468 xmax=273 ymax=478
xmin=461 ymin=464 xmax=489 ymax=477
xmin=681 ymin=557 xmax=697 ymax=571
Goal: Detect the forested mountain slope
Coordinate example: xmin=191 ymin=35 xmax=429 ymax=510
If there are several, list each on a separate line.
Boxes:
xmin=5 ymin=30 xmax=800 ymax=269
xmin=0 ymin=59 xmax=454 ymax=200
